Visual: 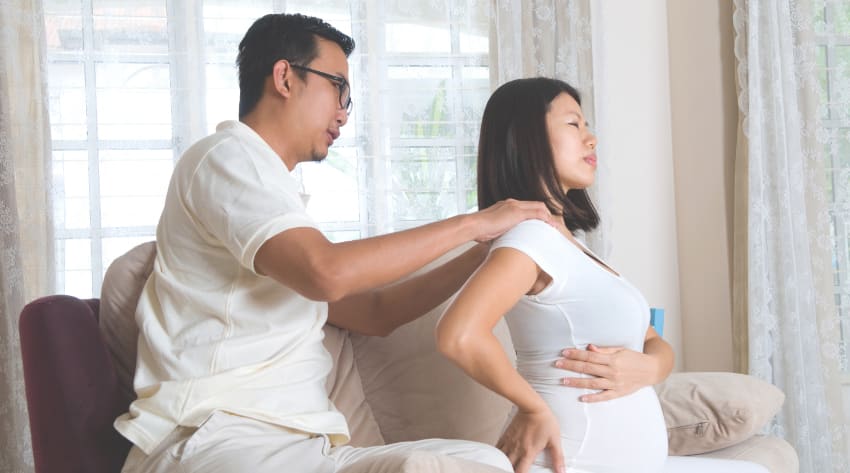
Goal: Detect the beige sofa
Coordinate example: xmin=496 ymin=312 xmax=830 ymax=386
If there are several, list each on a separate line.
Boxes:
xmin=100 ymin=242 xmax=799 ymax=473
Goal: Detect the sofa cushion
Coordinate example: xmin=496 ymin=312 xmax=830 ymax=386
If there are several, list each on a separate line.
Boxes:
xmin=324 ymin=324 xmax=385 ymax=447
xmin=655 ymin=372 xmax=785 ymax=455
xmin=690 ymin=435 xmax=798 ymax=473
xmin=100 ymin=241 xmax=155 ymax=401
xmin=351 ymin=243 xmax=515 ymax=445
xmin=338 ymin=450 xmax=509 ymax=473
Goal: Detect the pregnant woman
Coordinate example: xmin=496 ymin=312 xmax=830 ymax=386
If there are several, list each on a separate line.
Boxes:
xmin=436 ymin=77 xmax=769 ymax=473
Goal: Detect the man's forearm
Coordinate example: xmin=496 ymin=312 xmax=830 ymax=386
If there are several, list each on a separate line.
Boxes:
xmin=372 ymin=242 xmax=488 ymax=329
xmin=327 ymin=243 xmax=488 ymax=335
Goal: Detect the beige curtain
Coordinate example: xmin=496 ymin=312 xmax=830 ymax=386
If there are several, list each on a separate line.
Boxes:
xmin=732 ymin=0 xmax=848 ymax=471
xmin=487 ymin=0 xmax=608 ymax=255
xmin=0 ymin=0 xmax=54 ymax=471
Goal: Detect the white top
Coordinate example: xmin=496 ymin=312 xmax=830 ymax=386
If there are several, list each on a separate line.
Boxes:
xmin=115 ymin=121 xmax=350 ymax=455
xmin=492 ymin=220 xmax=668 ymax=472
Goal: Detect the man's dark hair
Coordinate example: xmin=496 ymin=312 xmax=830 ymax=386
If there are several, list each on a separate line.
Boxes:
xmin=477 ymin=77 xmax=599 ymax=232
xmin=236 ymin=13 xmax=355 ymax=119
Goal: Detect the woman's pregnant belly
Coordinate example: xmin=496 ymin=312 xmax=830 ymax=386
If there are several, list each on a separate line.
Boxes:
xmin=528 ymin=379 xmax=668 ymax=473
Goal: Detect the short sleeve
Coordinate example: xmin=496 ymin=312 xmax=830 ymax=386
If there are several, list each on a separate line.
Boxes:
xmin=182 ymin=137 xmax=317 ymax=272
xmin=491 ymin=219 xmax=565 ymax=283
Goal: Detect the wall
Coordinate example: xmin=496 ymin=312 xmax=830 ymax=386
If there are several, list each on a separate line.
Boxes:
xmin=666 ymin=0 xmax=737 ymax=372
xmin=590 ymin=0 xmax=683 ymax=370
xmin=591 ymin=0 xmax=738 ymax=372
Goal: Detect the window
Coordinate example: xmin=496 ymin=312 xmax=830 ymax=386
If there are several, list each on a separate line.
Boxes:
xmin=815 ymin=2 xmax=850 ymax=370
xmin=44 ymin=0 xmax=490 ymax=298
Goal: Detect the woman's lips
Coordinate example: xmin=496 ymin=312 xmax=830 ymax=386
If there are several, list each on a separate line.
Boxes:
xmin=584 ymin=154 xmax=597 ymax=167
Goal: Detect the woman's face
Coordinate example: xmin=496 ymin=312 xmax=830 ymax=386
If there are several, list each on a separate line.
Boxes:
xmin=546 ymin=92 xmax=598 ymax=191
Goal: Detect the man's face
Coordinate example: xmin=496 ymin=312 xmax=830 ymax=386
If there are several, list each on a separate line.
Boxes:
xmin=290 ymin=38 xmax=350 ymax=164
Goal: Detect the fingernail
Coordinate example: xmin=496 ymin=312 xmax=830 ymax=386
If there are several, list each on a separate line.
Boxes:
xmin=554 ymin=361 xmax=563 ymax=368
xmin=558 ymin=467 xmax=566 ymax=473
xmin=562 ymin=378 xmax=570 ymax=386
xmin=561 ymin=349 xmax=571 ymax=356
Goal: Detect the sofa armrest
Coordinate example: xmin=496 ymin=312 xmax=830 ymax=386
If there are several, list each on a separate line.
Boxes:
xmin=20 ymin=295 xmax=132 ymax=473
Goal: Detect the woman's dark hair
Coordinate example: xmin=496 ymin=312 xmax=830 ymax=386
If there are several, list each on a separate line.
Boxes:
xmin=236 ymin=13 xmax=355 ymax=119
xmin=477 ymin=77 xmax=599 ymax=232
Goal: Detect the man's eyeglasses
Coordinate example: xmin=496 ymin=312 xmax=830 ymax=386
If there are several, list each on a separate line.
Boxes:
xmin=290 ymin=64 xmax=353 ymax=114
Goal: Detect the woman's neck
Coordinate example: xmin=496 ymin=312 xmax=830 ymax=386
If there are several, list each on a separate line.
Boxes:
xmin=550 ymin=215 xmax=572 ymax=238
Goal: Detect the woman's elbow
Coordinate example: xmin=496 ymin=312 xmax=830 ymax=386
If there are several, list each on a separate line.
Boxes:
xmin=435 ymin=323 xmax=474 ymax=362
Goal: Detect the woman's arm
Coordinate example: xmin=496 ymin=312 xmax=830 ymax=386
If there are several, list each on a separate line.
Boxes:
xmin=554 ymin=326 xmax=674 ymax=402
xmin=435 ymin=247 xmax=565 ymax=473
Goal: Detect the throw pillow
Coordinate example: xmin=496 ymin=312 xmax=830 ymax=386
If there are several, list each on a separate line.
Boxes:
xmin=655 ymin=371 xmax=784 ymax=455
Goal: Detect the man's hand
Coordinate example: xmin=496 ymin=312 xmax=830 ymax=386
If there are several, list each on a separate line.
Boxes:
xmin=470 ymin=199 xmax=552 ymax=242
xmin=555 ymin=345 xmax=659 ymax=402
xmin=496 ymin=409 xmax=565 ymax=473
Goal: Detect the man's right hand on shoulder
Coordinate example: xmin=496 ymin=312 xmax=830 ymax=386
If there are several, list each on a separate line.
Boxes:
xmin=469 ymin=199 xmax=553 ymax=243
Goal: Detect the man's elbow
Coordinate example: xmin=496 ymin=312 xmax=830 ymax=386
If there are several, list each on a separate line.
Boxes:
xmin=297 ymin=257 xmax=351 ymax=302
xmin=308 ymin=273 xmax=347 ymax=302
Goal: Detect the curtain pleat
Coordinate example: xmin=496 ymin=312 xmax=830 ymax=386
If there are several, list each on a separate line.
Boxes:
xmin=0 ymin=0 xmax=54 ymax=471
xmin=488 ymin=0 xmax=608 ymax=256
xmin=732 ymin=1 xmax=849 ymax=471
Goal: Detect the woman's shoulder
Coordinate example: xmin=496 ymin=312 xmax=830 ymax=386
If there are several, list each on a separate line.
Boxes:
xmin=497 ymin=218 xmax=560 ymax=243
xmin=491 ymin=219 xmax=567 ymax=283
xmin=493 ymin=219 xmax=565 ymax=259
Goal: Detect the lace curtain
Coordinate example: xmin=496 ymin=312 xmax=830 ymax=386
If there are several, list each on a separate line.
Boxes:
xmin=489 ymin=0 xmax=607 ymax=255
xmin=732 ymin=1 xmax=849 ymax=471
xmin=0 ymin=0 xmax=53 ymax=471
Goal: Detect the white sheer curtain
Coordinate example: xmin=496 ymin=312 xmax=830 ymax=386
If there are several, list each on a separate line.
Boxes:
xmin=0 ymin=0 xmax=53 ymax=471
xmin=732 ymin=1 xmax=849 ymax=471
xmin=488 ymin=0 xmax=608 ymax=256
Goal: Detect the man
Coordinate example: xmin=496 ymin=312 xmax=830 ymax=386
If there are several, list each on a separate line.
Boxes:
xmin=116 ymin=13 xmax=549 ymax=473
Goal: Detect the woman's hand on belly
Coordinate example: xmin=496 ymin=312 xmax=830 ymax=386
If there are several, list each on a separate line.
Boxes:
xmin=555 ymin=344 xmax=663 ymax=402
xmin=496 ymin=408 xmax=565 ymax=473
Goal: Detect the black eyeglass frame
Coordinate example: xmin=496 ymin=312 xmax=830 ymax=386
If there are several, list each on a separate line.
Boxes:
xmin=290 ymin=64 xmax=353 ymax=114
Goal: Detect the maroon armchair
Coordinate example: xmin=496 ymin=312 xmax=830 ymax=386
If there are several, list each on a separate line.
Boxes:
xmin=19 ymin=295 xmax=132 ymax=473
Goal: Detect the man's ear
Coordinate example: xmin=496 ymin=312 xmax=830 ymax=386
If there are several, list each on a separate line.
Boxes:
xmin=272 ymin=59 xmax=294 ymax=99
